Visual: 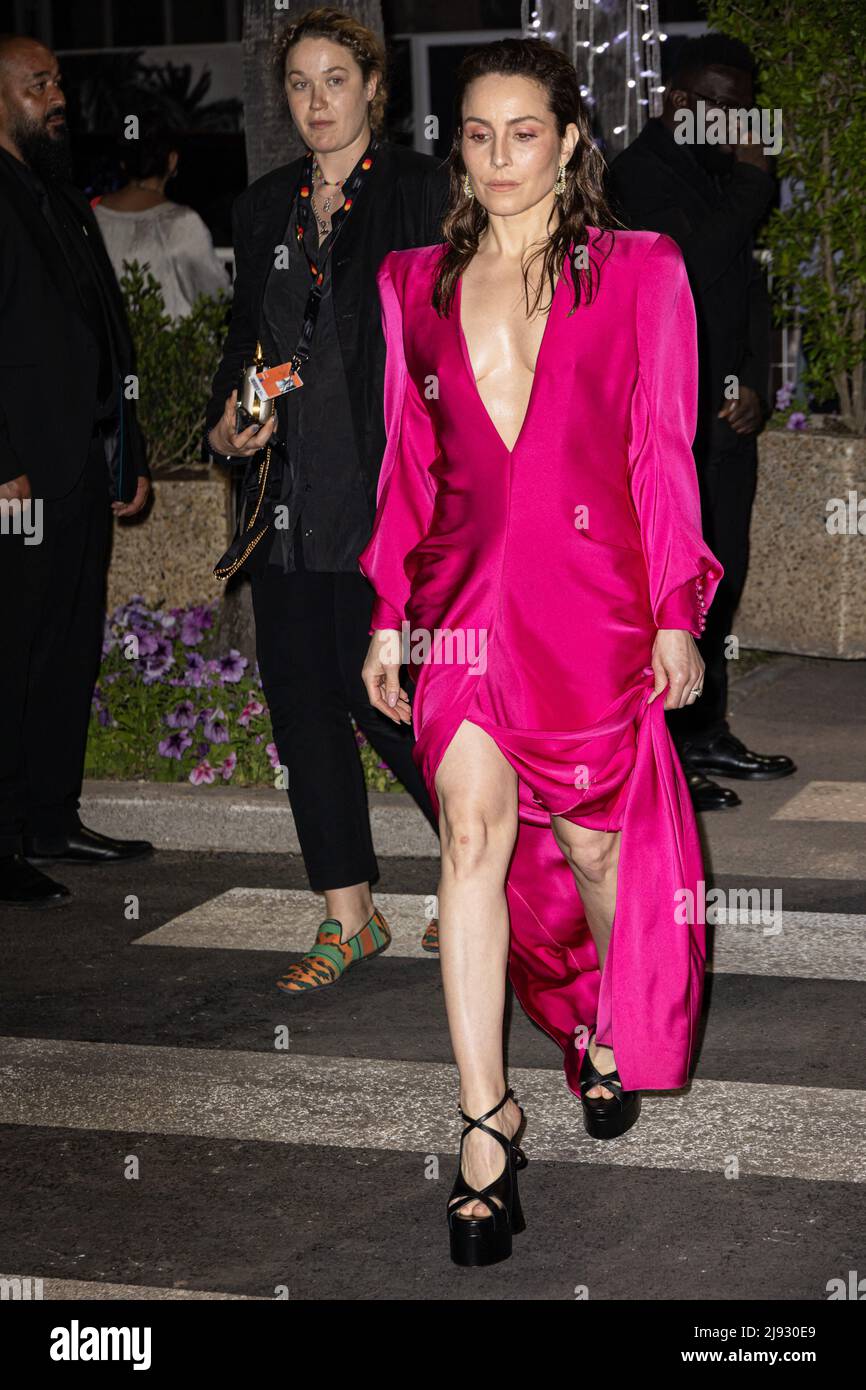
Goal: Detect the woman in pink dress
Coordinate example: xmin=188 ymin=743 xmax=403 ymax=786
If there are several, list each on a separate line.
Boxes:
xmin=359 ymin=38 xmax=723 ymax=1267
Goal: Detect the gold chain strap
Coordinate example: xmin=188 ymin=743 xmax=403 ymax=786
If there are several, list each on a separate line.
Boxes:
xmin=213 ymin=446 xmax=272 ymax=582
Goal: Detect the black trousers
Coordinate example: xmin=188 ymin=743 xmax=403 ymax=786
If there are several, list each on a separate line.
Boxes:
xmin=667 ymin=431 xmax=759 ymax=752
xmin=0 ymin=435 xmax=111 ymax=851
xmin=249 ymin=530 xmax=439 ymax=892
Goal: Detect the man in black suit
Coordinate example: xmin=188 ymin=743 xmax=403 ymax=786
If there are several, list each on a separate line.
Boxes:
xmin=608 ymin=33 xmax=795 ymax=812
xmin=0 ymin=36 xmax=153 ymax=908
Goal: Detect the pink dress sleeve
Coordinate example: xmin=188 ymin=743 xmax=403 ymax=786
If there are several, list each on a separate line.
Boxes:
xmin=627 ymin=234 xmax=724 ymax=637
xmin=358 ymin=252 xmax=440 ymax=635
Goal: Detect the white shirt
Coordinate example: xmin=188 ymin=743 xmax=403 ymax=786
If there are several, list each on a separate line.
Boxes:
xmin=94 ymin=200 xmax=229 ymax=319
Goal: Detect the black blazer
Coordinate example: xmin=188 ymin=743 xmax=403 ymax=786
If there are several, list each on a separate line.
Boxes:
xmin=0 ymin=152 xmax=148 ymax=500
xmin=607 ymin=118 xmax=775 ymax=456
xmin=204 ymin=139 xmax=450 ymax=512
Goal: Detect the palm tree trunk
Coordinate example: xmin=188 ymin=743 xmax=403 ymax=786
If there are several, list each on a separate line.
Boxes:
xmin=242 ymin=0 xmax=385 ymax=181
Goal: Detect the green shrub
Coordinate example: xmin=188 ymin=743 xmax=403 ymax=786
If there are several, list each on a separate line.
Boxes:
xmin=120 ymin=261 xmax=231 ymax=472
xmin=706 ymin=0 xmax=866 ymax=434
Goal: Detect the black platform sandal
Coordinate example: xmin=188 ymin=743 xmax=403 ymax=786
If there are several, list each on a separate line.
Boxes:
xmin=447 ymin=1088 xmax=528 ymax=1267
xmin=579 ymin=1031 xmax=641 ymax=1140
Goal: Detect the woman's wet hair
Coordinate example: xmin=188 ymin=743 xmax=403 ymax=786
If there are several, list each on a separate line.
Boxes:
xmin=433 ymin=37 xmax=616 ymax=318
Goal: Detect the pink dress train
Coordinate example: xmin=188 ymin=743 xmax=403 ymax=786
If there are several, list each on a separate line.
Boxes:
xmin=358 ymin=229 xmax=724 ymax=1093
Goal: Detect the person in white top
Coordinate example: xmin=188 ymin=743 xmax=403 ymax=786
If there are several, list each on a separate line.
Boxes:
xmin=94 ymin=127 xmax=229 ymax=320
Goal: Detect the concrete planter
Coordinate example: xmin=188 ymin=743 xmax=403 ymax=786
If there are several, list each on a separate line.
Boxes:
xmin=108 ymin=468 xmax=232 ymax=612
xmin=108 ymin=441 xmax=866 ymax=657
xmin=737 ymin=429 xmax=866 ymax=658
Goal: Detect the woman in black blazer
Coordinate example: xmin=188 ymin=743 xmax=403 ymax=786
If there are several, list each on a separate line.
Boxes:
xmin=205 ymin=9 xmax=448 ymax=990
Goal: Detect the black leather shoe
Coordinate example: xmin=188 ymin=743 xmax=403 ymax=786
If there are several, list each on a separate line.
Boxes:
xmin=684 ymin=732 xmax=796 ymax=782
xmin=23 ymin=825 xmax=154 ymax=865
xmin=0 ymin=854 xmax=71 ymax=908
xmin=686 ymin=769 xmax=741 ymax=811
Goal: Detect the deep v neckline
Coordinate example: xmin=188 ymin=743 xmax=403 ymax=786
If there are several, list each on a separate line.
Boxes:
xmin=455 ymin=264 xmax=563 ymax=457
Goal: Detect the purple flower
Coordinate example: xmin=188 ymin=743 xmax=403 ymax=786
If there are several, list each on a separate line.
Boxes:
xmin=158 ymin=728 xmax=193 ymax=760
xmin=141 ymin=635 xmax=175 ymax=684
xmin=265 ymin=741 xmax=281 ymax=769
xmin=220 ymin=752 xmax=237 ymax=782
xmin=92 ymin=687 xmax=113 ymax=729
xmin=189 ymin=759 xmax=216 ymax=786
xmin=215 ymin=649 xmax=247 ymax=683
xmin=237 ymin=694 xmax=265 ymax=726
xmin=183 ymin=652 xmax=208 ymax=688
xmin=775 ymin=383 xmax=794 ymax=410
xmin=195 ymin=740 xmax=210 ymax=758
xmin=165 ymin=699 xmax=197 ymax=729
xmin=135 ymin=630 xmax=161 ymax=656
xmin=180 ymin=613 xmax=206 ymax=646
xmin=787 ymin=412 xmax=808 ymax=431
xmin=113 ymin=596 xmax=152 ymax=631
xmin=191 ymin=604 xmax=214 ymax=630
xmin=202 ymin=707 xmax=229 ymax=743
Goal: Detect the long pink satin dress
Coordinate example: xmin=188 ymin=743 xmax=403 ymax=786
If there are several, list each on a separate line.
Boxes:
xmin=358 ymin=228 xmax=724 ymax=1094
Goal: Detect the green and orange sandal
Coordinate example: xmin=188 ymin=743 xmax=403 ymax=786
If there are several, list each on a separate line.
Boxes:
xmin=275 ymin=908 xmax=391 ymax=993
xmin=421 ymin=918 xmax=439 ymax=953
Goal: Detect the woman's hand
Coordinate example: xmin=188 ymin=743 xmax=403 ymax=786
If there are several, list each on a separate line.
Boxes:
xmin=648 ymin=629 xmax=705 ymax=709
xmin=362 ymin=629 xmax=413 ymax=725
xmin=208 ymin=388 xmax=276 ymax=458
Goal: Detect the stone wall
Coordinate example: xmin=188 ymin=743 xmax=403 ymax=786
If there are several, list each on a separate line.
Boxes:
xmin=736 ymin=431 xmax=866 ymax=658
xmin=107 ymin=469 xmax=233 ymax=612
xmin=106 ymin=437 xmax=866 ymax=659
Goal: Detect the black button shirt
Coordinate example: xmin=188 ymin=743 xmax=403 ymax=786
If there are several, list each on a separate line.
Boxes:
xmin=259 ymin=195 xmax=372 ymax=573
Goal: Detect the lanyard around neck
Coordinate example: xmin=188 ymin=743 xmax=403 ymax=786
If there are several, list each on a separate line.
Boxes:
xmin=288 ymin=132 xmax=379 ymax=373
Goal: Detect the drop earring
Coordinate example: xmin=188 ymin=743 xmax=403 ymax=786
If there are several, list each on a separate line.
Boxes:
xmin=462 ymin=169 xmax=474 ymax=200
xmin=554 ymin=161 xmax=567 ymax=197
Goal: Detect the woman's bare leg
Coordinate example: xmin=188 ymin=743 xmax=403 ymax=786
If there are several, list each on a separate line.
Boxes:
xmin=550 ymin=817 xmax=622 ymax=1099
xmin=435 ymin=719 xmax=522 ymax=1219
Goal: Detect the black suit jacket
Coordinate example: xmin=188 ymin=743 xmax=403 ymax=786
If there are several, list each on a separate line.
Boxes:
xmin=607 ymin=118 xmax=775 ymax=456
xmin=0 ymin=150 xmax=148 ymax=500
xmin=204 ymin=140 xmax=449 ymax=517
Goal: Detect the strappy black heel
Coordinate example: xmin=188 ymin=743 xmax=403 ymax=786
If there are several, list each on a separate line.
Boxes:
xmin=579 ymin=1031 xmax=641 ymax=1139
xmin=447 ymin=1088 xmax=528 ymax=1267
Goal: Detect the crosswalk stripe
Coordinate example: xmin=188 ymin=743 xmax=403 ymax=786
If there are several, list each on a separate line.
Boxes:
xmin=1 ymin=1036 xmax=864 ymax=1184
xmin=0 ymin=1275 xmax=257 ymax=1301
xmin=710 ymin=908 xmax=866 ymax=980
xmin=132 ymin=889 xmax=866 ymax=982
xmin=772 ymin=781 xmax=866 ymax=823
xmin=134 ymin=890 xmax=436 ymax=958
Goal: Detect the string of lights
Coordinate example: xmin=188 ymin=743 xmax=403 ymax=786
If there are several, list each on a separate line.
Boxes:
xmin=521 ymin=0 xmax=667 ymax=151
